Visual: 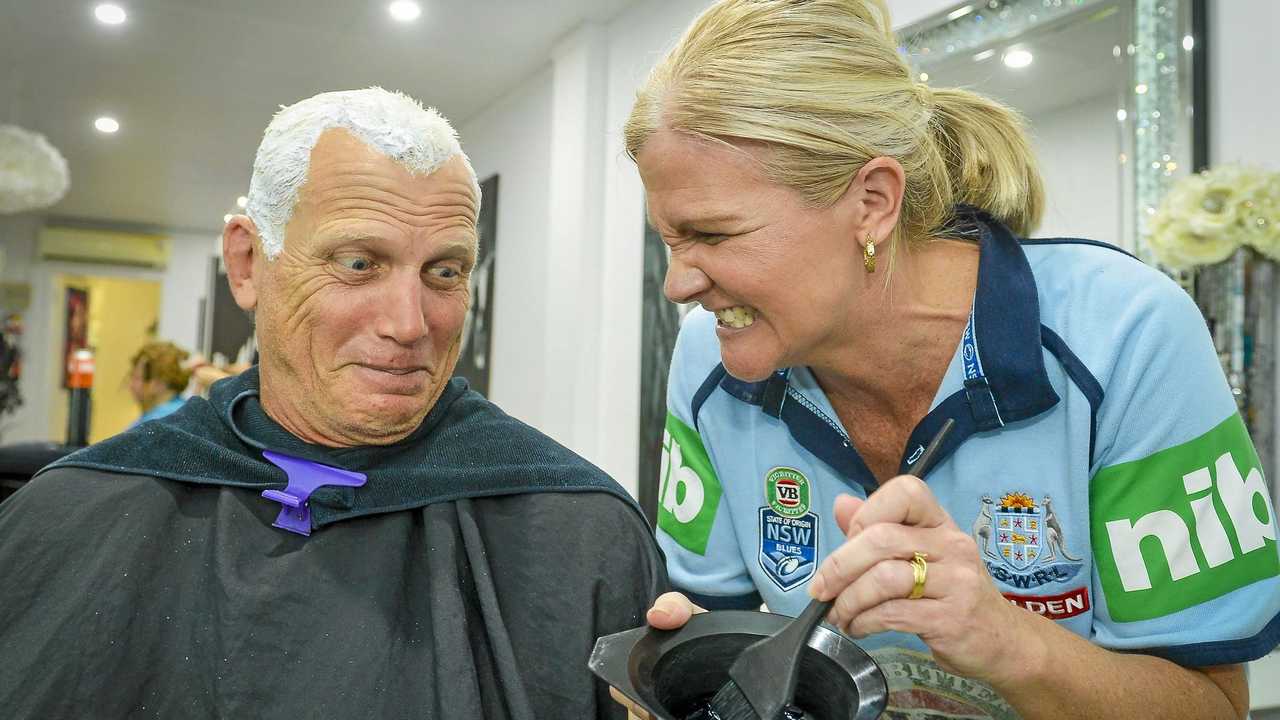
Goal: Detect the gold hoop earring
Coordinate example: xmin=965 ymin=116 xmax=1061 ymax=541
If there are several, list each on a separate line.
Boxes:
xmin=863 ymin=235 xmax=876 ymax=273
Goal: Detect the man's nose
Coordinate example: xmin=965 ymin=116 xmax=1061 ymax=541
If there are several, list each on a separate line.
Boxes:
xmin=663 ymin=254 xmax=711 ymax=305
xmin=375 ymin=271 xmax=429 ymax=345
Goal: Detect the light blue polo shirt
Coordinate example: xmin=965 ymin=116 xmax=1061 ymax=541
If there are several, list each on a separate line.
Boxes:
xmin=656 ymin=207 xmax=1280 ymax=718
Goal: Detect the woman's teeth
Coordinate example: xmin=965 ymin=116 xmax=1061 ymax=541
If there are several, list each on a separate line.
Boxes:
xmin=714 ymin=305 xmax=757 ymax=328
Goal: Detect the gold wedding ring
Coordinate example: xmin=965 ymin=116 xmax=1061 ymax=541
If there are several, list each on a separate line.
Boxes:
xmin=908 ymin=552 xmax=928 ymax=600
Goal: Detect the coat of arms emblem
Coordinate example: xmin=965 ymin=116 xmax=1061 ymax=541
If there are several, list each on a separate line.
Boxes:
xmin=973 ymin=491 xmax=1082 ymax=575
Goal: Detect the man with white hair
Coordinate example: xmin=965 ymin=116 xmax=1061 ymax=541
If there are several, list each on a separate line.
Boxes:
xmin=0 ymin=88 xmax=665 ymax=719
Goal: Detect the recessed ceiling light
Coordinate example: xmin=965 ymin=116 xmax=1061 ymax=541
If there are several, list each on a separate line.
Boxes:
xmin=1002 ymin=49 xmax=1033 ymax=69
xmin=1182 ymin=35 xmax=1195 ymax=51
xmin=94 ymin=3 xmax=127 ymax=25
xmin=1135 ymin=83 xmax=1149 ymax=95
xmin=236 ymin=195 xmax=248 ymax=209
xmin=972 ymin=48 xmax=996 ymax=62
xmin=94 ymin=116 xmax=120 ymax=133
xmin=388 ymin=1 xmax=421 ymax=22
xmin=224 ymin=214 xmax=234 ymax=224
xmin=946 ymin=5 xmax=974 ymax=21
xmin=918 ymin=72 xmax=929 ymax=82
xmin=1116 ymin=108 xmax=1128 ymax=122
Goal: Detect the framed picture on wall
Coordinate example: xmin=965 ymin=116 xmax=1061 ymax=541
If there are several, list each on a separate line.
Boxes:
xmin=454 ymin=174 xmax=498 ymax=397
xmin=201 ymin=256 xmax=255 ymax=365
xmin=62 ymin=286 xmax=89 ymax=388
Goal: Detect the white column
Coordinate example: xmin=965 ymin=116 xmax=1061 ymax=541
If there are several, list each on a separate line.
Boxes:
xmin=544 ymin=23 xmax=610 ymax=462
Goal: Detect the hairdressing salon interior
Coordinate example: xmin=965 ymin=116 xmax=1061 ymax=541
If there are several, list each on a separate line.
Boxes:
xmin=1 ymin=0 xmax=1278 ymax=714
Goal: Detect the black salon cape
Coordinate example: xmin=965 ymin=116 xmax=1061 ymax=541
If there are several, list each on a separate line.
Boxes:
xmin=0 ymin=368 xmax=667 ymax=719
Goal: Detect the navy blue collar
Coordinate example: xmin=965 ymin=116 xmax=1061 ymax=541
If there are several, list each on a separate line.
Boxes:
xmin=717 ymin=205 xmax=1060 ymax=491
xmin=957 ymin=205 xmax=1060 ymax=423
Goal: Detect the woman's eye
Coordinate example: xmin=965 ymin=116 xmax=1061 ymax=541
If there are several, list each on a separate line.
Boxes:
xmin=336 ymin=256 xmax=373 ymax=272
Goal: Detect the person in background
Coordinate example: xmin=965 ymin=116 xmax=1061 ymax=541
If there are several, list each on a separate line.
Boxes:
xmin=628 ymin=1 xmax=1277 ymax=718
xmin=183 ymin=351 xmax=252 ymax=397
xmin=127 ymin=340 xmax=191 ymax=425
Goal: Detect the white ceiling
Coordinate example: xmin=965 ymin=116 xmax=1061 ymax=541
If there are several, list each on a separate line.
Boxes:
xmin=0 ymin=0 xmax=637 ymax=233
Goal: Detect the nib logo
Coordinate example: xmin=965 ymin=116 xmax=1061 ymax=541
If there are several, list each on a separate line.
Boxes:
xmin=1092 ymin=415 xmax=1280 ymax=621
xmin=657 ymin=412 xmax=722 ymax=555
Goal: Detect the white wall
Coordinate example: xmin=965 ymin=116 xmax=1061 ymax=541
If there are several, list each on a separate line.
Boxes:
xmin=457 ymin=67 xmax=555 ymax=430
xmin=451 ymin=0 xmax=712 ymax=496
xmin=0 ymin=217 xmax=215 ymax=444
xmin=1030 ymin=94 xmax=1122 ymax=244
xmin=890 ymin=0 xmax=965 ymax=28
xmin=1210 ymin=0 xmax=1280 ymax=169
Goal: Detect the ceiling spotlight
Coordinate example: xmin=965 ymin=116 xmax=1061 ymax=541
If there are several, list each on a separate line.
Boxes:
xmin=236 ymin=195 xmax=248 ymax=209
xmin=94 ymin=3 xmax=127 ymax=25
xmin=94 ymin=116 xmax=120 ymax=133
xmin=388 ymin=1 xmax=421 ymax=22
xmin=918 ymin=72 xmax=929 ymax=82
xmin=1002 ymin=49 xmax=1033 ymax=69
xmin=1182 ymin=35 xmax=1195 ymax=51
xmin=1116 ymin=108 xmax=1128 ymax=122
xmin=224 ymin=214 xmax=234 ymax=224
xmin=1135 ymin=83 xmax=1149 ymax=95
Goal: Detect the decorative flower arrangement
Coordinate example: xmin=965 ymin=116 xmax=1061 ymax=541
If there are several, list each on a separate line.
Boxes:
xmin=1147 ymin=165 xmax=1280 ymax=269
xmin=0 ymin=124 xmax=70 ymax=215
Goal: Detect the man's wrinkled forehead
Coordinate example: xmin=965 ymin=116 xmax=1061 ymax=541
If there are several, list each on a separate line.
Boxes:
xmin=293 ymin=131 xmax=479 ymax=230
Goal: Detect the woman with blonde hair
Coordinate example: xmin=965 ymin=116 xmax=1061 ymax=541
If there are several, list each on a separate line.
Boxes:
xmin=127 ymin=340 xmax=191 ymax=425
xmin=632 ymin=1 xmax=1275 ymax=717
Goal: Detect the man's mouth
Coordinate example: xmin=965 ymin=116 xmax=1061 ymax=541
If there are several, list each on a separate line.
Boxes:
xmin=360 ymin=364 xmax=429 ymax=376
xmin=713 ymin=305 xmax=757 ymax=329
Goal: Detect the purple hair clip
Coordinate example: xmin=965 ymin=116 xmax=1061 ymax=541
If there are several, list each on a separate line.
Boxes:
xmin=260 ymin=450 xmax=367 ymax=536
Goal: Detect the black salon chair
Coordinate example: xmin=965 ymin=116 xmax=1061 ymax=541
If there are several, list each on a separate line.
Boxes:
xmin=0 ymin=442 xmax=75 ymax=504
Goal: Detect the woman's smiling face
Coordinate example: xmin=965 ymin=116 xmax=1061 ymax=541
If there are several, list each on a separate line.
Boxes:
xmin=638 ymin=129 xmax=866 ymax=382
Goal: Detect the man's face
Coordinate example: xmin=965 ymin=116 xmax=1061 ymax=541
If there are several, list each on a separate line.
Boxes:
xmin=249 ymin=129 xmax=478 ymax=446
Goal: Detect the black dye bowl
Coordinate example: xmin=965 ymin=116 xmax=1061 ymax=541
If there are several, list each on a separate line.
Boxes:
xmin=588 ymin=610 xmax=887 ymax=720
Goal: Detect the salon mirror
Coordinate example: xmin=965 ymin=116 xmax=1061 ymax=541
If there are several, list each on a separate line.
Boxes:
xmin=899 ymin=0 xmax=1201 ymax=257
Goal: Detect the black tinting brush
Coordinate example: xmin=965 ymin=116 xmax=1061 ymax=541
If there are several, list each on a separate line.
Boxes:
xmin=709 ymin=418 xmax=956 ymax=720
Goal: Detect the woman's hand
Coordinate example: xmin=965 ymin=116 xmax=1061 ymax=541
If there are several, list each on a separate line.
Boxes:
xmin=645 ymin=591 xmax=706 ymax=630
xmin=809 ymin=475 xmax=1042 ymax=686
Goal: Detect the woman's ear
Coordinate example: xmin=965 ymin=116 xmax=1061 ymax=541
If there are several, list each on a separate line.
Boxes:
xmin=222 ymin=215 xmax=262 ymax=312
xmin=842 ymin=156 xmax=906 ymax=243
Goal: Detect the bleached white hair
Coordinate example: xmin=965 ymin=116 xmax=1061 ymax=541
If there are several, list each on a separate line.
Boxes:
xmin=245 ymin=87 xmax=480 ymax=259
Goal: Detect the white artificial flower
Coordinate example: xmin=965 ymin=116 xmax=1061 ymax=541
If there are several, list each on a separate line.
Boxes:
xmin=0 ymin=124 xmax=70 ymax=214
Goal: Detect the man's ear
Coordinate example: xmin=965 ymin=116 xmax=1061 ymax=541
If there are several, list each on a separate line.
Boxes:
xmin=223 ymin=215 xmax=262 ymax=312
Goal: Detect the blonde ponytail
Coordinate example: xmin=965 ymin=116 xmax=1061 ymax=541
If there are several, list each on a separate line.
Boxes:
xmin=626 ymin=0 xmax=1046 ymax=245
xmin=927 ymin=87 xmax=1044 ymax=236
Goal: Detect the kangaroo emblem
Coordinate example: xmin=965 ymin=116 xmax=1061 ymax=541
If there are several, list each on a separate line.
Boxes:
xmin=972 ymin=495 xmax=998 ymax=559
xmin=1041 ymin=495 xmax=1081 ymax=562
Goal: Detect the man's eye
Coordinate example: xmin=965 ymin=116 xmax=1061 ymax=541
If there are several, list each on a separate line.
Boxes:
xmin=428 ymin=266 xmax=460 ymax=280
xmin=336 ymin=256 xmax=374 ymax=272
xmin=696 ymin=233 xmax=727 ymax=245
